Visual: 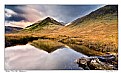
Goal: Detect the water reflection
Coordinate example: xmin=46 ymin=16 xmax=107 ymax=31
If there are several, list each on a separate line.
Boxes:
xmin=5 ymin=44 xmax=88 ymax=70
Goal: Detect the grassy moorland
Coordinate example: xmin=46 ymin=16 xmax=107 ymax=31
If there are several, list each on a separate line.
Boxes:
xmin=5 ymin=5 xmax=118 ymax=56
xmin=59 ymin=19 xmax=118 ymax=54
xmin=30 ymin=39 xmax=65 ymax=53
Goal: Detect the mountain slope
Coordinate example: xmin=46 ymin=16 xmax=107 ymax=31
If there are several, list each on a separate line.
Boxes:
xmin=5 ymin=5 xmax=118 ymax=56
xmin=67 ymin=5 xmax=118 ymax=27
xmin=58 ymin=5 xmax=118 ymax=53
xmin=23 ymin=17 xmax=63 ymax=32
xmin=60 ymin=5 xmax=118 ymax=35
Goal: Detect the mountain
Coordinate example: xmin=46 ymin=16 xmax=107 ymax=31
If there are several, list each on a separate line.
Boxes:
xmin=5 ymin=26 xmax=23 ymax=33
xmin=60 ymin=5 xmax=118 ymax=33
xmin=60 ymin=22 xmax=66 ymax=25
xmin=59 ymin=5 xmax=118 ymax=49
xmin=24 ymin=17 xmax=63 ymax=32
xmin=5 ymin=5 xmax=118 ymax=57
xmin=67 ymin=5 xmax=118 ymax=27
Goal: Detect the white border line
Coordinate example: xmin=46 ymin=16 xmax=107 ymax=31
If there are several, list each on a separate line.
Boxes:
xmin=0 ymin=0 xmax=120 ymax=73
xmin=2 ymin=0 xmax=119 ymax=4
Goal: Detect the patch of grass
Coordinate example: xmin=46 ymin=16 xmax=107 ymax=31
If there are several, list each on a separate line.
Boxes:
xmin=30 ymin=39 xmax=65 ymax=53
xmin=68 ymin=44 xmax=104 ymax=56
xmin=5 ymin=34 xmax=38 ymax=47
xmin=59 ymin=37 xmax=118 ymax=54
xmin=86 ymin=41 xmax=118 ymax=53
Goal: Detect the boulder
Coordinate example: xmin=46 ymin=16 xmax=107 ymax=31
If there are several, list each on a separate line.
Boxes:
xmin=75 ymin=55 xmax=117 ymax=70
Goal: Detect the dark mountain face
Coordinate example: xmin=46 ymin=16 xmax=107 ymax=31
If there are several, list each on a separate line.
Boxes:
xmin=40 ymin=17 xmax=63 ymax=26
xmin=5 ymin=26 xmax=23 ymax=33
xmin=87 ymin=5 xmax=118 ymax=18
xmin=67 ymin=5 xmax=118 ymax=26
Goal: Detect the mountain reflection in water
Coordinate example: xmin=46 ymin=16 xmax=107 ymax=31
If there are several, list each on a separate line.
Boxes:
xmin=5 ymin=44 xmax=88 ymax=70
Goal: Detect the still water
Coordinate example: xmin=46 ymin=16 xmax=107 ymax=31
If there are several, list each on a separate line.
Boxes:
xmin=5 ymin=44 xmax=88 ymax=70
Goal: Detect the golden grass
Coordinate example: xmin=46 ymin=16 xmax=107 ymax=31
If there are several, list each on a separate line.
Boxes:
xmin=30 ymin=39 xmax=65 ymax=53
xmin=5 ymin=19 xmax=118 ymax=56
xmin=68 ymin=44 xmax=104 ymax=56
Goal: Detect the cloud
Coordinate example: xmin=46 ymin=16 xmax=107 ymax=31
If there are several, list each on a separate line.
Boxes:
xmin=5 ymin=8 xmax=26 ymax=22
xmin=5 ymin=21 xmax=33 ymax=28
xmin=5 ymin=8 xmax=17 ymax=18
xmin=5 ymin=5 xmax=103 ymax=28
xmin=5 ymin=5 xmax=43 ymax=22
xmin=13 ymin=5 xmax=43 ymax=22
xmin=5 ymin=5 xmax=45 ymax=28
xmin=27 ymin=5 xmax=102 ymax=23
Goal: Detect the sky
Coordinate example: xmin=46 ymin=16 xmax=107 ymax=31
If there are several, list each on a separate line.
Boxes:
xmin=5 ymin=5 xmax=104 ymax=28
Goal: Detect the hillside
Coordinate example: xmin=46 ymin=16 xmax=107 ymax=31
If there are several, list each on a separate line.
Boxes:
xmin=67 ymin=5 xmax=118 ymax=27
xmin=5 ymin=5 xmax=118 ymax=70
xmin=57 ymin=5 xmax=118 ymax=53
xmin=59 ymin=5 xmax=118 ymax=37
xmin=5 ymin=5 xmax=118 ymax=56
xmin=22 ymin=17 xmax=64 ymax=33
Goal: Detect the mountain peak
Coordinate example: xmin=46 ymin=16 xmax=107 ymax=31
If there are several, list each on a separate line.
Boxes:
xmin=25 ymin=16 xmax=63 ymax=30
xmin=44 ymin=17 xmax=54 ymax=21
xmin=40 ymin=17 xmax=63 ymax=26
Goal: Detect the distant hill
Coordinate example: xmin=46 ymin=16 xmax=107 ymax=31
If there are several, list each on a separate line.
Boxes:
xmin=5 ymin=26 xmax=23 ymax=33
xmin=23 ymin=17 xmax=63 ymax=33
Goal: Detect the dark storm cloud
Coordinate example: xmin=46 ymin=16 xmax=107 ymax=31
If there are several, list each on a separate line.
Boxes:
xmin=5 ymin=5 xmax=27 ymax=14
xmin=5 ymin=14 xmax=26 ymax=21
xmin=5 ymin=5 xmax=42 ymax=22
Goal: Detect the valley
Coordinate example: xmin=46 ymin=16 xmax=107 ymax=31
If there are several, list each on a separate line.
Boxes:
xmin=5 ymin=5 xmax=118 ymax=70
